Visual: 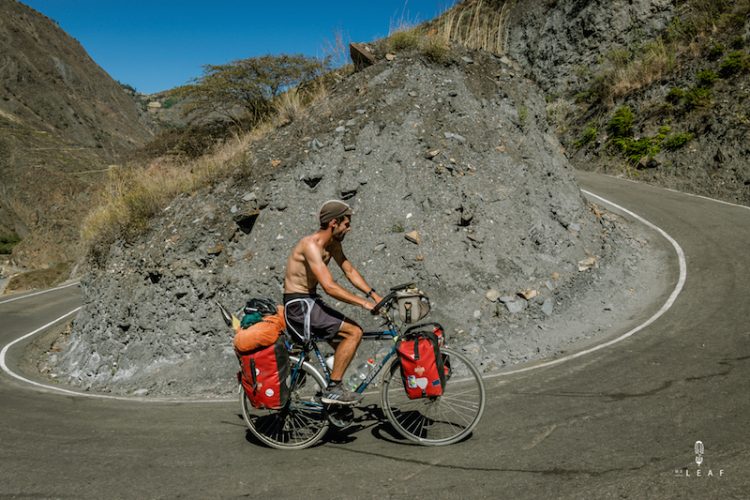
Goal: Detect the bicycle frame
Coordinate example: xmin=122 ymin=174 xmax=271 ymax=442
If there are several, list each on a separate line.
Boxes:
xmin=286 ymin=318 xmax=447 ymax=396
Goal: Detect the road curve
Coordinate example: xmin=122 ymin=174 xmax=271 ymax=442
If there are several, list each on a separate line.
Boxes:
xmin=0 ymin=172 xmax=748 ymax=499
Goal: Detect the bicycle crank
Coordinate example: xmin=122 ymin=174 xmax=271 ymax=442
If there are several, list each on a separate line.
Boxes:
xmin=326 ymin=406 xmax=354 ymax=429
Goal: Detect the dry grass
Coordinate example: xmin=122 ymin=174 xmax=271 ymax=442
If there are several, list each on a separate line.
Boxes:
xmin=82 ymin=81 xmax=329 ymax=261
xmin=273 ymin=81 xmax=329 ymax=126
xmin=609 ymin=39 xmax=677 ymax=100
xmin=429 ymin=0 xmax=513 ymax=55
xmin=388 ymin=27 xmax=422 ymax=52
xmin=82 ymin=132 xmax=253 ymax=256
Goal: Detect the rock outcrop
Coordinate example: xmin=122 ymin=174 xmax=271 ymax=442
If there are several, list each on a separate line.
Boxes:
xmin=48 ymin=48 xmax=646 ymax=397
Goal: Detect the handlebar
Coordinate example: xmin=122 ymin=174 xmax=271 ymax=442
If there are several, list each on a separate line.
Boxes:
xmin=370 ymin=292 xmax=396 ymax=315
xmin=370 ymin=282 xmax=416 ymax=314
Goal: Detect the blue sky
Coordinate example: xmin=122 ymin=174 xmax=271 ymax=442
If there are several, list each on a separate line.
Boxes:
xmin=21 ymin=1 xmax=458 ymax=94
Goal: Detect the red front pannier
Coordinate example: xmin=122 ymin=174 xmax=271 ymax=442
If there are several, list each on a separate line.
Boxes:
xmin=397 ymin=329 xmax=447 ymax=399
xmin=237 ymin=339 xmax=290 ymax=410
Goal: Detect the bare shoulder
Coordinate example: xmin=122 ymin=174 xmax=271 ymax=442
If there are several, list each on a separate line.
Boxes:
xmin=299 ymin=234 xmax=324 ymax=258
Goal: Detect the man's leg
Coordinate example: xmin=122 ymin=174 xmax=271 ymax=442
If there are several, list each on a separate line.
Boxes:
xmin=329 ymin=320 xmax=362 ymax=382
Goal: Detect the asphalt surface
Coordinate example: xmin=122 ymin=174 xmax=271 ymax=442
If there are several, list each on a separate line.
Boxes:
xmin=1 ymin=172 xmax=748 ymax=499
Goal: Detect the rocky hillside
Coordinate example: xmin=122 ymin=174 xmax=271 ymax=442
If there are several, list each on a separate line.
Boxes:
xmin=45 ymin=47 xmax=653 ymax=397
xmin=435 ymin=0 xmax=749 ymax=205
xmin=0 ymin=0 xmax=152 ymax=271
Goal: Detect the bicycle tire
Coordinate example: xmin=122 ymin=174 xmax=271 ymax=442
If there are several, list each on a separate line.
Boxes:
xmin=380 ymin=347 xmax=485 ymax=446
xmin=240 ymin=355 xmax=329 ymax=450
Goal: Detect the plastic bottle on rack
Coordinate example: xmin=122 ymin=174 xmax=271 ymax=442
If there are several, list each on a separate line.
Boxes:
xmin=367 ymin=345 xmax=392 ymax=388
xmin=325 ymin=355 xmax=335 ymax=372
xmin=346 ymin=358 xmax=376 ymax=390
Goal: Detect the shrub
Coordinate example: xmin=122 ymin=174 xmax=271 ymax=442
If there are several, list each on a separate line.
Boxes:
xmin=666 ymin=87 xmax=685 ymax=104
xmin=614 ymin=137 xmax=660 ymax=163
xmin=719 ymin=50 xmax=750 ymax=78
xmin=607 ymin=106 xmax=634 ymax=137
xmin=0 ymin=232 xmax=20 ymax=254
xmin=388 ymin=28 xmax=421 ymax=51
xmin=575 ymin=124 xmax=598 ymax=148
xmin=683 ymin=87 xmax=712 ymax=110
xmin=662 ymin=132 xmax=694 ymax=150
xmin=421 ymin=35 xmax=450 ymax=63
xmin=162 ymin=97 xmax=178 ymax=109
xmin=730 ymin=36 xmax=746 ymax=50
xmin=695 ymin=69 xmax=718 ymax=87
xmin=707 ymin=43 xmax=725 ymax=61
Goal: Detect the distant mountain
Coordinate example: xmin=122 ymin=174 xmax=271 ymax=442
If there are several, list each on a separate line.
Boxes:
xmin=0 ymin=0 xmax=152 ymax=270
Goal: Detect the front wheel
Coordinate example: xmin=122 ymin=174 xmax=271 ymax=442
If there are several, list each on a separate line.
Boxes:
xmin=380 ymin=347 xmax=485 ymax=446
xmin=240 ymin=355 xmax=329 ymax=450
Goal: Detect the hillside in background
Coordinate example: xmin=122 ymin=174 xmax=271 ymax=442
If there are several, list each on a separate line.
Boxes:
xmin=432 ymin=0 xmax=749 ymax=204
xmin=0 ymin=0 xmax=152 ymax=278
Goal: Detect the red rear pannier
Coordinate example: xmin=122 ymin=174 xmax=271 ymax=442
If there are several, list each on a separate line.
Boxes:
xmin=237 ymin=338 xmax=290 ymax=409
xmin=397 ymin=330 xmax=447 ymax=399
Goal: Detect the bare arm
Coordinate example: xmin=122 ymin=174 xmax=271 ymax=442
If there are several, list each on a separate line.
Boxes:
xmin=303 ymin=241 xmax=374 ymax=309
xmin=331 ymin=243 xmax=383 ymax=304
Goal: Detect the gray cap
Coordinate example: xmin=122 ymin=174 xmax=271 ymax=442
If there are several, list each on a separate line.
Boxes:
xmin=319 ymin=200 xmax=353 ymax=226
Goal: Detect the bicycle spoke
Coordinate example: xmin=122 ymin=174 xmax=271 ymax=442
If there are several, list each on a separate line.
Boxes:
xmin=382 ymin=348 xmax=485 ymax=445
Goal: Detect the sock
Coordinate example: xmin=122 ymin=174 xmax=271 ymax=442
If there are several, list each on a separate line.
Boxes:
xmin=328 ymin=379 xmax=341 ymax=388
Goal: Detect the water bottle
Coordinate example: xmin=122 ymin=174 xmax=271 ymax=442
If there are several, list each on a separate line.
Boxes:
xmin=373 ymin=345 xmax=391 ymax=363
xmin=346 ymin=359 xmax=375 ymax=390
xmin=325 ymin=355 xmax=335 ymax=372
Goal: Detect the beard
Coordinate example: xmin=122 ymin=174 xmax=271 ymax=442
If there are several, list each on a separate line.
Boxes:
xmin=333 ymin=232 xmax=346 ymax=242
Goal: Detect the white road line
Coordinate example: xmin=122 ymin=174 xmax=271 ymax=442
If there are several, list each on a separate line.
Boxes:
xmin=0 ymin=307 xmax=228 ymax=403
xmin=588 ymin=173 xmax=750 ymax=211
xmin=0 ymin=282 xmax=80 ymax=305
xmin=483 ymin=189 xmax=687 ymax=380
xmin=0 ymin=188 xmax=690 ymax=402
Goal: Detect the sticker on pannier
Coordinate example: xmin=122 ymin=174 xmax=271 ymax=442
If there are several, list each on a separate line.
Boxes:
xmin=237 ymin=338 xmax=290 ymax=409
xmin=397 ymin=330 xmax=447 ymax=399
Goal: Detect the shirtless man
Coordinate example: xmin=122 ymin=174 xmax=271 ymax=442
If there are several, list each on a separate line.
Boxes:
xmin=283 ymin=200 xmax=383 ymax=405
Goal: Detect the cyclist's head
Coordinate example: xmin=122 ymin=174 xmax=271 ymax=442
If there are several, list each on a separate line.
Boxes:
xmin=319 ymin=200 xmax=353 ymax=230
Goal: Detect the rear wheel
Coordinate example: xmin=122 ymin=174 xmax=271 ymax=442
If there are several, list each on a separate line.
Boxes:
xmin=381 ymin=347 xmax=485 ymax=446
xmin=240 ymin=356 xmax=329 ymax=449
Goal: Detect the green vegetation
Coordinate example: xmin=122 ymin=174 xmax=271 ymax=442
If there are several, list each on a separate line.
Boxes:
xmin=611 ymin=122 xmax=693 ymax=164
xmin=573 ymin=0 xmax=750 ymax=107
xmin=695 ymin=69 xmax=718 ymax=87
xmin=707 ymin=43 xmax=725 ymax=61
xmin=391 ymin=222 xmax=405 ymax=233
xmin=421 ymin=35 xmax=450 ymax=63
xmin=684 ymin=86 xmax=712 ymax=110
xmin=730 ymin=36 xmax=746 ymax=50
xmin=666 ymin=87 xmax=685 ymax=105
xmin=575 ymin=124 xmax=598 ymax=148
xmin=388 ymin=28 xmax=422 ymax=51
xmin=613 ymin=137 xmax=660 ymax=163
xmin=665 ymin=85 xmax=712 ymax=111
xmin=0 ymin=232 xmax=21 ymax=254
xmin=607 ymin=106 xmax=634 ymax=138
xmin=175 ymin=54 xmax=329 ymax=126
xmin=718 ymin=50 xmax=750 ymax=78
xmin=162 ymin=96 xmax=178 ymax=109
xmin=662 ymin=131 xmax=694 ymax=151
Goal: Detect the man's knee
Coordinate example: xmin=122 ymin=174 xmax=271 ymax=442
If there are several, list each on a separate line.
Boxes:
xmin=339 ymin=320 xmax=362 ymax=341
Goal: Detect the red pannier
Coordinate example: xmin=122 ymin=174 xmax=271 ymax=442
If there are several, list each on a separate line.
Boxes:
xmin=237 ymin=339 xmax=290 ymax=410
xmin=397 ymin=328 xmax=447 ymax=399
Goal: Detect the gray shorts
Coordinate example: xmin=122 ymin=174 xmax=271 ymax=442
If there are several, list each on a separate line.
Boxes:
xmin=283 ymin=293 xmax=350 ymax=341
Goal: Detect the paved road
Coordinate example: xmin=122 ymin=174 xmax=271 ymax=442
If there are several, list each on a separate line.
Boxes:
xmin=1 ymin=172 xmax=748 ymax=498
